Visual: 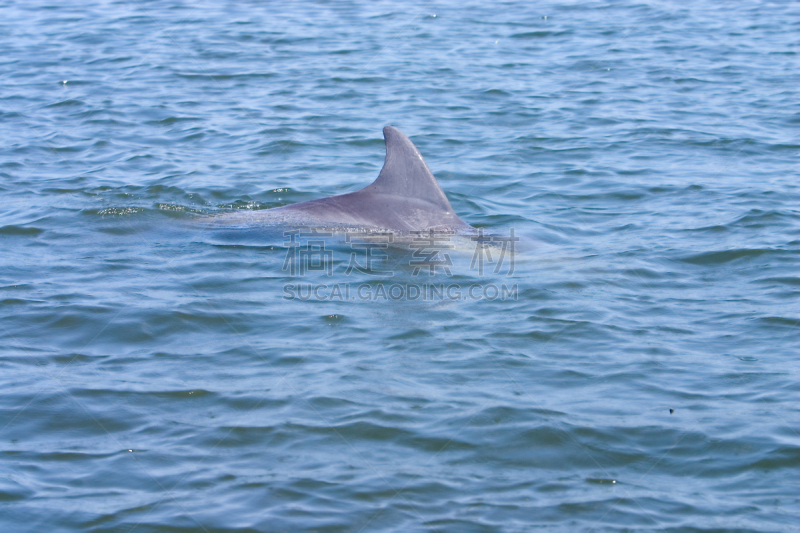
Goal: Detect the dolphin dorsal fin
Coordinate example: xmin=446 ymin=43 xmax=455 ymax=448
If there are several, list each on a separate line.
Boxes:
xmin=363 ymin=126 xmax=455 ymax=212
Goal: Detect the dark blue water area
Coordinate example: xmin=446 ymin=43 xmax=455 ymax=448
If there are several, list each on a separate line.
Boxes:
xmin=1 ymin=1 xmax=799 ymax=531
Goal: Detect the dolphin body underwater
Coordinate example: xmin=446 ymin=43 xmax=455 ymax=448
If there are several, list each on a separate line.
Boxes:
xmin=213 ymin=126 xmax=476 ymax=234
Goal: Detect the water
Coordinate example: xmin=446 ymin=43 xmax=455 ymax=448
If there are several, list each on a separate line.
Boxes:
xmin=1 ymin=1 xmax=799 ymax=531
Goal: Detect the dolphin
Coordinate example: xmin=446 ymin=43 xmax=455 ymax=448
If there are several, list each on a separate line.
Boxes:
xmin=213 ymin=126 xmax=475 ymax=234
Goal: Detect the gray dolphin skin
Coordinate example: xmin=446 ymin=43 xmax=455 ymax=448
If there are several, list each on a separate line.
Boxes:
xmin=215 ymin=126 xmax=474 ymax=233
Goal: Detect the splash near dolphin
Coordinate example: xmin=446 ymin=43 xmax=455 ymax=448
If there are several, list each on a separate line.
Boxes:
xmin=214 ymin=126 xmax=475 ymax=234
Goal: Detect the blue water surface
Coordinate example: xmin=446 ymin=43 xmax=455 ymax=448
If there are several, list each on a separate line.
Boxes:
xmin=1 ymin=1 xmax=798 ymax=531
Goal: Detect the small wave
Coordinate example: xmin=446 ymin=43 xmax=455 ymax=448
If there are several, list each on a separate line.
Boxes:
xmin=145 ymin=116 xmax=202 ymax=126
xmin=44 ymin=99 xmax=84 ymax=108
xmin=510 ymin=31 xmax=555 ymax=39
xmin=753 ymin=276 xmax=800 ymax=286
xmin=0 ymin=225 xmax=43 ymax=236
xmin=174 ymin=72 xmax=277 ymax=80
xmin=731 ymin=209 xmax=798 ymax=228
xmin=678 ymin=248 xmax=776 ymax=265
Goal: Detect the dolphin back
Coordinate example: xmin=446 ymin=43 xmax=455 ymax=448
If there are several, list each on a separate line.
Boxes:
xmin=213 ymin=126 xmax=473 ymax=233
